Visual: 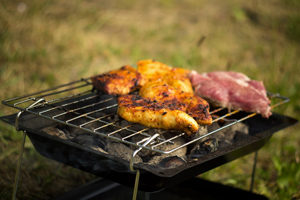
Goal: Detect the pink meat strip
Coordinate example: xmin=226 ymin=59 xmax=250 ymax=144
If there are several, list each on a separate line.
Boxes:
xmin=189 ymin=71 xmax=271 ymax=118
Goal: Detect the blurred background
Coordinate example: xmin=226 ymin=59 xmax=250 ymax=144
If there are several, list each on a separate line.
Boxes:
xmin=0 ymin=0 xmax=299 ymax=199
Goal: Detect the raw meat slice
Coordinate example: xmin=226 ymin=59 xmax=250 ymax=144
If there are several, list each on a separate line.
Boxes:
xmin=189 ymin=71 xmax=271 ymax=118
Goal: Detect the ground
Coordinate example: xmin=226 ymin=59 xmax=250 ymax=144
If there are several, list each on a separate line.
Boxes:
xmin=0 ymin=0 xmax=299 ymax=199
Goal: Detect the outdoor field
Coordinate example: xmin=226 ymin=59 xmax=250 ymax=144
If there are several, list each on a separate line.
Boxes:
xmin=0 ymin=0 xmax=299 ymax=199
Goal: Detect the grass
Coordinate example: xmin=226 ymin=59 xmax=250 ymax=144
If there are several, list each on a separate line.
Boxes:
xmin=0 ymin=0 xmax=299 ymax=199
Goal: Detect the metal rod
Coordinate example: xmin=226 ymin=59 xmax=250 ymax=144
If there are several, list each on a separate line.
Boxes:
xmin=14 ymin=90 xmax=92 ymax=112
xmin=52 ymin=99 xmax=115 ymax=119
xmin=132 ymin=170 xmax=140 ymax=200
xmin=12 ymin=82 xmax=90 ymax=107
xmin=212 ymin=110 xmax=240 ymax=123
xmin=4 ymin=78 xmax=90 ymax=104
xmin=129 ymin=134 xmax=160 ymax=200
xmin=12 ymin=132 xmax=26 ymax=200
xmin=79 ymin=113 xmax=114 ymax=128
xmin=15 ymin=99 xmax=46 ymax=131
xmin=12 ymin=98 xmax=47 ymax=200
xmin=130 ymin=134 xmax=160 ymax=171
xmin=13 ymin=98 xmax=36 ymax=107
xmin=93 ymin=122 xmax=116 ymax=131
xmin=250 ymin=151 xmax=258 ymax=192
xmin=107 ymin=125 xmax=132 ymax=136
xmin=44 ymin=90 xmax=91 ymax=105
xmin=39 ymin=93 xmax=98 ymax=114
xmin=151 ymin=132 xmax=185 ymax=148
xmin=121 ymin=128 xmax=149 ymax=140
xmin=209 ymin=107 xmax=225 ymax=114
xmin=34 ymin=83 xmax=90 ymax=100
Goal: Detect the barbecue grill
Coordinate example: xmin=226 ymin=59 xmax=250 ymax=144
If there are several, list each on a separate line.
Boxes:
xmin=1 ymin=77 xmax=297 ymax=199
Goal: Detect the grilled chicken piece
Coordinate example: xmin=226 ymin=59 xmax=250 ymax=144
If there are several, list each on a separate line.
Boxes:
xmin=92 ymin=60 xmax=212 ymax=134
xmin=91 ymin=65 xmax=144 ymax=95
xmin=137 ymin=59 xmax=172 ymax=83
xmin=184 ymin=95 xmax=212 ymax=125
xmin=139 ymin=81 xmax=178 ymax=102
xmin=139 ymin=81 xmax=212 ymax=125
xmin=118 ymin=95 xmax=199 ymax=135
xmin=137 ymin=59 xmax=193 ymax=93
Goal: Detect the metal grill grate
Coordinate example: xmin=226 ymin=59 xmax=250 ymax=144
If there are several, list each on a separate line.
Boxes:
xmin=2 ymin=78 xmax=289 ymax=154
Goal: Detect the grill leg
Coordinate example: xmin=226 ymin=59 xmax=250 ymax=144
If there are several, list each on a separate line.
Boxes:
xmin=11 ymin=99 xmax=45 ymax=200
xmin=12 ymin=131 xmax=26 ymax=200
xmin=250 ymin=150 xmax=258 ymax=192
xmin=130 ymin=134 xmax=160 ymax=200
xmin=132 ymin=170 xmax=140 ymax=200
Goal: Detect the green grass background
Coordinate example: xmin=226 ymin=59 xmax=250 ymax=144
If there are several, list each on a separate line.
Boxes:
xmin=0 ymin=0 xmax=299 ymax=199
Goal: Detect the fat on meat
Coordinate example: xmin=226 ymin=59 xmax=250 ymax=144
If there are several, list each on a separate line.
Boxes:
xmin=189 ymin=71 xmax=271 ymax=118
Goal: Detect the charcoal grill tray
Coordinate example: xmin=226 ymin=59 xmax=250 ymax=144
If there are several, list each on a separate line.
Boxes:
xmin=1 ymin=111 xmax=297 ymax=191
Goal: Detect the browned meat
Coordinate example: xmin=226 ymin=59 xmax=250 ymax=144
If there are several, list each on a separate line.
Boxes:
xmin=117 ymin=95 xmax=199 ymax=135
xmin=137 ymin=59 xmax=172 ymax=83
xmin=184 ymin=95 xmax=212 ymax=125
xmin=189 ymin=71 xmax=271 ymax=118
xmin=139 ymin=80 xmax=212 ymax=125
xmin=92 ymin=60 xmax=213 ymax=135
xmin=137 ymin=59 xmax=193 ymax=93
xmin=91 ymin=65 xmax=145 ymax=95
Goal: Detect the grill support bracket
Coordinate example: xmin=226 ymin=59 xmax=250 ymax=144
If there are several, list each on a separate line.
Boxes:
xmin=130 ymin=133 xmax=160 ymax=200
xmin=12 ymin=131 xmax=26 ymax=200
xmin=12 ymin=99 xmax=45 ymax=200
xmin=250 ymin=151 xmax=258 ymax=192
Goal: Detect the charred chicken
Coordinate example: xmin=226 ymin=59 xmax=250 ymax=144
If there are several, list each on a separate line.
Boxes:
xmin=91 ymin=65 xmax=144 ymax=95
xmin=91 ymin=60 xmax=213 ymax=135
xmin=118 ymin=95 xmax=199 ymax=135
xmin=139 ymin=80 xmax=212 ymax=125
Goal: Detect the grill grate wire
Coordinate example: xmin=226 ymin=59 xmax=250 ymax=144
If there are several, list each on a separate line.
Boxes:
xmin=2 ymin=78 xmax=289 ymax=154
